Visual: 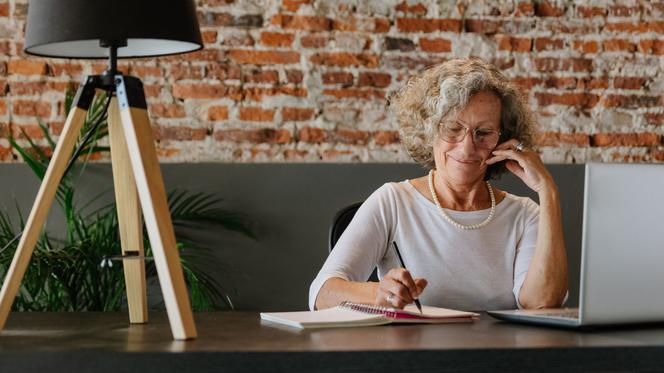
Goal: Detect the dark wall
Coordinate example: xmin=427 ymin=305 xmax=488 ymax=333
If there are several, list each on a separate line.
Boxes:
xmin=0 ymin=163 xmax=584 ymax=311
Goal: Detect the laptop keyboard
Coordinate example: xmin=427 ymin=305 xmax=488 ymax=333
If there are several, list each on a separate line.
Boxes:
xmin=537 ymin=310 xmax=579 ymax=319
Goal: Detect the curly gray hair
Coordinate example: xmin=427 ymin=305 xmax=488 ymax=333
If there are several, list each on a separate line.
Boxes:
xmin=391 ymin=58 xmax=536 ymax=180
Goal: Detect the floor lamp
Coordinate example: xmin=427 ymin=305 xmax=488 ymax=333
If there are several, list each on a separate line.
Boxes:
xmin=0 ymin=0 xmax=203 ymax=340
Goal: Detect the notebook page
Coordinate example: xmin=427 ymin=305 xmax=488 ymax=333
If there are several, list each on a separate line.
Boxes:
xmin=261 ymin=306 xmax=389 ymax=329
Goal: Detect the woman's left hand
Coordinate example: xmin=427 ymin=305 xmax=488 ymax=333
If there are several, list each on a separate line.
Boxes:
xmin=485 ymin=139 xmax=554 ymax=194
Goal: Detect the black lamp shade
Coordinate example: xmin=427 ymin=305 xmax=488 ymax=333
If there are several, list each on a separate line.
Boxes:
xmin=24 ymin=0 xmax=203 ymax=59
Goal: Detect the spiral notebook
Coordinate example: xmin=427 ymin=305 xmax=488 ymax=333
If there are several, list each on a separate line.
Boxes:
xmin=260 ymin=301 xmax=480 ymax=329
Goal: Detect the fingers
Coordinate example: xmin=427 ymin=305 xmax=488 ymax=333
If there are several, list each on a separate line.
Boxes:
xmin=493 ymin=138 xmax=521 ymax=151
xmin=377 ymin=269 xmax=427 ymax=309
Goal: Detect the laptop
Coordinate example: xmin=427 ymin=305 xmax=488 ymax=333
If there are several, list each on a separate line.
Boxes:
xmin=488 ymin=163 xmax=664 ymax=329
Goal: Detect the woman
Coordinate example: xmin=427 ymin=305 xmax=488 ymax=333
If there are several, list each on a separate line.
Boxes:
xmin=309 ymin=58 xmax=568 ymax=312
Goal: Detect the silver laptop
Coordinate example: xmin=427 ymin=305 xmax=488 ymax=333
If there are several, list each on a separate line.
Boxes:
xmin=488 ymin=163 xmax=664 ymax=328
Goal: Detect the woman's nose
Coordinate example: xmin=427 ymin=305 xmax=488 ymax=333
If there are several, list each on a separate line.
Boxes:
xmin=460 ymin=129 xmax=477 ymax=150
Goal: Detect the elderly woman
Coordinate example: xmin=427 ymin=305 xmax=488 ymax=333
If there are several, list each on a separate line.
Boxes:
xmin=309 ymin=58 xmax=568 ymax=312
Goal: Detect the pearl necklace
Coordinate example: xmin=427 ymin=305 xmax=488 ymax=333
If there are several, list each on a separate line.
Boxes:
xmin=427 ymin=169 xmax=496 ymax=230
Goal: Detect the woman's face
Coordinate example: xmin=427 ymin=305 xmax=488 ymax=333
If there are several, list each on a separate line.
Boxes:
xmin=433 ymin=90 xmax=502 ymax=185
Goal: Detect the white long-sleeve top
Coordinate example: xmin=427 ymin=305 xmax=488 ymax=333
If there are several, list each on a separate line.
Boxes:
xmin=309 ymin=180 xmax=541 ymax=312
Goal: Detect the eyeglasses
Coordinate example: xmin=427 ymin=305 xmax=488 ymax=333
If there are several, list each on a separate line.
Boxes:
xmin=438 ymin=121 xmax=501 ymax=149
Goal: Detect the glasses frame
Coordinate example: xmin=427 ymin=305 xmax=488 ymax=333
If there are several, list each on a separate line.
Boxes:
xmin=438 ymin=121 xmax=502 ymax=149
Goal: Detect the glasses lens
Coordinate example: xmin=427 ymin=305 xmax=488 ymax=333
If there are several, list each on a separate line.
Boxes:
xmin=474 ymin=129 xmax=500 ymax=148
xmin=440 ymin=122 xmax=466 ymax=143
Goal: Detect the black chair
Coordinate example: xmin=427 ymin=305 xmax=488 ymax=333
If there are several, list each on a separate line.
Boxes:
xmin=328 ymin=202 xmax=379 ymax=281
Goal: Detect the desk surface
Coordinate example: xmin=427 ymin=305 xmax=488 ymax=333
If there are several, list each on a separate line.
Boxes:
xmin=2 ymin=312 xmax=664 ymax=372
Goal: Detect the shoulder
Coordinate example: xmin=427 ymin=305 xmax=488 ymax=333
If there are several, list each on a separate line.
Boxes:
xmin=501 ymin=193 xmax=539 ymax=220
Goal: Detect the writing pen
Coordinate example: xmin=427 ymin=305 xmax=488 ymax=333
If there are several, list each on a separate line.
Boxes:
xmin=392 ymin=241 xmax=423 ymax=314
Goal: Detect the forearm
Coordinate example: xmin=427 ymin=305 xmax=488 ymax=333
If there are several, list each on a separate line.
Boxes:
xmin=519 ymin=185 xmax=569 ymax=309
xmin=314 ymin=277 xmax=379 ymax=310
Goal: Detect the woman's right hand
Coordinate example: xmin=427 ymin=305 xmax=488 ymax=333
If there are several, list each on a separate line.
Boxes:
xmin=375 ymin=268 xmax=427 ymax=309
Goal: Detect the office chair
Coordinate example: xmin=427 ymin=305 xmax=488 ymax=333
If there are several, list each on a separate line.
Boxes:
xmin=328 ymin=202 xmax=379 ymax=281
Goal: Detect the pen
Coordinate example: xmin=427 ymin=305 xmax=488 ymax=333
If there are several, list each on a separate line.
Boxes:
xmin=392 ymin=241 xmax=423 ymax=314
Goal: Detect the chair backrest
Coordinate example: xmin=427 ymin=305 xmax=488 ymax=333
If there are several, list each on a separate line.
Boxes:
xmin=328 ymin=201 xmax=363 ymax=252
xmin=328 ymin=201 xmax=378 ymax=282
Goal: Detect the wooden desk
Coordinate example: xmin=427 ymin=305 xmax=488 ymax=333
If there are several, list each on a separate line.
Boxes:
xmin=1 ymin=312 xmax=663 ymax=372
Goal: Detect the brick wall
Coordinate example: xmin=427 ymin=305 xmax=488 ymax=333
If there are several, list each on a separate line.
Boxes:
xmin=0 ymin=0 xmax=663 ymax=163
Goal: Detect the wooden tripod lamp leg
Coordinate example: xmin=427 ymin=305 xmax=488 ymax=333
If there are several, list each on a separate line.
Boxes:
xmin=108 ymin=97 xmax=148 ymax=324
xmin=115 ymin=76 xmax=197 ymax=340
xmin=0 ymin=81 xmax=96 ymax=330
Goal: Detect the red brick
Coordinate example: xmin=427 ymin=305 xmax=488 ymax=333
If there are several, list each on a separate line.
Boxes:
xmin=534 ymin=37 xmax=564 ymax=51
xmin=201 ymin=30 xmax=218 ymax=44
xmin=572 ymin=40 xmax=599 ymax=54
xmin=9 ymin=81 xmax=67 ymax=96
xmin=395 ymin=2 xmax=427 ymax=15
xmin=613 ymin=77 xmax=647 ymax=90
xmin=604 ymin=22 xmax=660 ymax=33
xmin=533 ymin=57 xmax=593 ymax=72
xmin=608 ymin=6 xmax=641 ymax=17
xmin=208 ymin=106 xmax=229 ymax=121
xmin=322 ymin=72 xmax=354 ymax=86
xmin=300 ymin=34 xmax=329 ymax=48
xmin=220 ymin=33 xmax=255 ymax=47
xmin=168 ymin=64 xmax=206 ymax=80
xmin=49 ymin=63 xmax=83 ymax=77
xmin=396 ymin=18 xmax=461 ymax=33
xmin=243 ymin=69 xmax=279 ymax=84
xmin=12 ymin=99 xmax=51 ymax=118
xmin=149 ymin=103 xmax=185 ymax=118
xmin=651 ymin=148 xmax=664 ymax=161
xmin=260 ymin=32 xmax=294 ymax=47
xmin=638 ymin=40 xmax=664 ymax=55
xmin=357 ymin=72 xmax=391 ymax=88
xmin=592 ymin=133 xmax=661 ymax=147
xmin=8 ymin=60 xmax=47 ymax=75
xmin=228 ymin=50 xmax=300 ymax=65
xmin=0 ymin=3 xmax=8 ymax=17
xmin=271 ymin=14 xmax=332 ymax=31
xmin=534 ymin=132 xmax=590 ymax=146
xmin=601 ymin=94 xmax=662 ymax=109
xmin=535 ymin=1 xmax=565 ymax=17
xmin=332 ymin=17 xmax=391 ymax=33
xmin=603 ymin=39 xmax=636 ymax=52
xmin=644 ymin=113 xmax=664 ymax=126
xmin=577 ymin=77 xmax=609 ymax=90
xmin=286 ymin=69 xmax=303 ymax=84
xmin=374 ymin=131 xmax=400 ymax=145
xmin=495 ymin=35 xmax=531 ymax=52
xmin=516 ymin=2 xmax=535 ymax=16
xmin=207 ymin=63 xmax=242 ymax=81
xmin=534 ymin=92 xmax=599 ymax=109
xmin=310 ymin=52 xmax=379 ymax=67
xmin=297 ymin=127 xmax=327 ymax=142
xmin=0 ymin=100 xmax=6 ymax=116
xmin=544 ymin=76 xmax=576 ymax=90
xmin=322 ymin=88 xmax=385 ymax=100
xmin=239 ymin=107 xmax=275 ymax=122
xmin=153 ymin=126 xmax=207 ymax=141
xmin=282 ymin=107 xmax=315 ymax=121
xmin=330 ymin=129 xmax=370 ymax=145
xmin=172 ymin=84 xmax=242 ymax=100
xmin=129 ymin=65 xmax=162 ymax=78
xmin=511 ymin=77 xmax=542 ymax=90
xmin=215 ymin=128 xmax=291 ymax=144
xmin=419 ymin=38 xmax=452 ymax=53
xmin=242 ymin=86 xmax=307 ymax=101
xmin=281 ymin=0 xmax=310 ymax=12
xmin=576 ymin=6 xmax=606 ymax=18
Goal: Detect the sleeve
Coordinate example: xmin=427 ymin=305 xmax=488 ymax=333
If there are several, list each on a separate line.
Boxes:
xmin=512 ymin=198 xmax=570 ymax=309
xmin=308 ymin=184 xmax=397 ymax=310
xmin=512 ymin=199 xmax=539 ymax=310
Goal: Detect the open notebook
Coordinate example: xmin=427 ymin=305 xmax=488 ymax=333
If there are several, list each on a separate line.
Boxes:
xmin=260 ymin=301 xmax=480 ymax=329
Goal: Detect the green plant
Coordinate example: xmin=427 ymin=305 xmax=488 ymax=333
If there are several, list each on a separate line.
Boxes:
xmin=0 ymin=86 xmax=254 ymax=311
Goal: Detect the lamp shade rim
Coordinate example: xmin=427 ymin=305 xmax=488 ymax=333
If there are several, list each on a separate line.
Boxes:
xmin=24 ymin=39 xmax=203 ymax=59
